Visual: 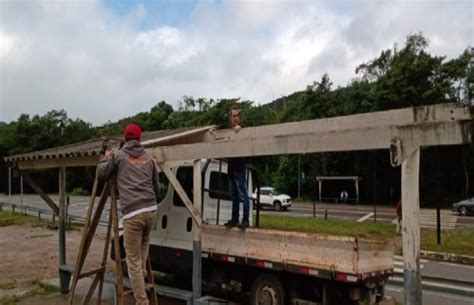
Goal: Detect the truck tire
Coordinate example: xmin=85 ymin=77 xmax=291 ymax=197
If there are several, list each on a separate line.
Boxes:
xmin=273 ymin=201 xmax=282 ymax=211
xmin=459 ymin=206 xmax=468 ymax=216
xmin=250 ymin=273 xmax=286 ymax=305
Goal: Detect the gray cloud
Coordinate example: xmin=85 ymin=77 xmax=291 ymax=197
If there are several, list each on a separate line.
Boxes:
xmin=0 ymin=0 xmax=471 ymax=124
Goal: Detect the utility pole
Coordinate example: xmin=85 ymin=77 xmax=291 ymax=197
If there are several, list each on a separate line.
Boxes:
xmin=402 ymin=148 xmax=422 ymax=305
xmin=373 ymin=151 xmax=377 ymax=223
xmin=8 ymin=166 xmax=12 ymax=203
xmin=20 ymin=175 xmax=24 ymax=206
xmin=298 ymin=155 xmax=301 ymax=198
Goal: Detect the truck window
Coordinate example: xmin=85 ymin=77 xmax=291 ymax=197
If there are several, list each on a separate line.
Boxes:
xmin=209 ymin=171 xmax=231 ymax=201
xmin=157 ymin=172 xmax=168 ymax=203
xmin=173 ymin=166 xmax=194 ymax=207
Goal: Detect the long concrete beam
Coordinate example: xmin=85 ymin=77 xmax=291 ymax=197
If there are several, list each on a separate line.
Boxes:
xmin=153 ymin=120 xmax=471 ymax=162
xmin=200 ymin=102 xmax=470 ymax=142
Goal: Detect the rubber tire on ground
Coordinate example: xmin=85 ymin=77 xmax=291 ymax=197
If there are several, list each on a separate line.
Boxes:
xmin=459 ymin=206 xmax=468 ymax=216
xmin=273 ymin=201 xmax=282 ymax=211
xmin=249 ymin=273 xmax=286 ymax=305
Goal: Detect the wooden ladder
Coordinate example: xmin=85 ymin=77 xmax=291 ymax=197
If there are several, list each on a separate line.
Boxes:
xmin=120 ymin=256 xmax=158 ymax=305
xmin=68 ymin=175 xmax=158 ymax=305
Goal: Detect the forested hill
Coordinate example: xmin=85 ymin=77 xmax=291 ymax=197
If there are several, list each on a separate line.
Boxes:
xmin=1 ymin=33 xmax=473 ymax=206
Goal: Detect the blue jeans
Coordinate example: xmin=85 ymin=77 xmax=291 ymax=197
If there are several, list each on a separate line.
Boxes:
xmin=228 ymin=173 xmax=250 ymax=222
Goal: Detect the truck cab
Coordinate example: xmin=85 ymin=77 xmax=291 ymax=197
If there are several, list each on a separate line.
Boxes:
xmin=115 ymin=159 xmax=391 ymax=305
xmin=148 ymin=159 xmax=254 ymax=275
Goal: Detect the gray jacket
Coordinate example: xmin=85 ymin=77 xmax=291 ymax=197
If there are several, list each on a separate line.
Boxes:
xmin=97 ymin=140 xmax=159 ymax=216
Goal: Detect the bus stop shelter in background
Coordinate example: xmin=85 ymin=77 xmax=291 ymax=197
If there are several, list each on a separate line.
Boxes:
xmin=316 ymin=176 xmax=361 ymax=204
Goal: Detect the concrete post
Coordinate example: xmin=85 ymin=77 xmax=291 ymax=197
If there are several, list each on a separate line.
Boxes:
xmin=20 ymin=175 xmax=24 ymax=206
xmin=8 ymin=166 xmax=11 ymax=203
xmin=355 ymin=179 xmax=359 ymax=204
xmin=58 ymin=167 xmax=67 ymax=293
xmin=192 ymin=160 xmax=202 ymax=303
xmin=318 ymin=180 xmax=322 ymax=203
xmin=297 ymin=155 xmax=301 ymax=198
xmin=401 ymin=147 xmax=422 ymax=305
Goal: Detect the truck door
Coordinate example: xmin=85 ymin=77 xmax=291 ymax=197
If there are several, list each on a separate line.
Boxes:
xmin=165 ymin=165 xmax=195 ymax=250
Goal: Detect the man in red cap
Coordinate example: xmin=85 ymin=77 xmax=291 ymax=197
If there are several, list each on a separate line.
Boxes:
xmin=97 ymin=123 xmax=159 ymax=305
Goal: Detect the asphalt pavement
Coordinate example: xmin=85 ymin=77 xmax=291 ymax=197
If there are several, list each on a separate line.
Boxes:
xmin=261 ymin=201 xmax=474 ymax=230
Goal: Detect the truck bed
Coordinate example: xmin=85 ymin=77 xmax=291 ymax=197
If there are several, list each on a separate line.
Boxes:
xmin=201 ymin=224 xmax=394 ymax=282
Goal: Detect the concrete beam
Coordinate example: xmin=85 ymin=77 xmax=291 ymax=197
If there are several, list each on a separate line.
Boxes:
xmin=153 ymin=120 xmax=471 ymax=162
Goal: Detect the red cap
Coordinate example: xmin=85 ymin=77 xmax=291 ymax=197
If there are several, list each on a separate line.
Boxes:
xmin=124 ymin=123 xmax=142 ymax=141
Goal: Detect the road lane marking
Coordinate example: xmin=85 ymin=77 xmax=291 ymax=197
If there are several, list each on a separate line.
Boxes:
xmin=357 ymin=212 xmax=374 ymax=222
xmin=385 ymin=286 xmax=402 ymax=293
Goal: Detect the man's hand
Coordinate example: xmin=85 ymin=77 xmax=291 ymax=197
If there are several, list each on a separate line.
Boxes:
xmin=105 ymin=148 xmax=114 ymax=158
xmin=233 ymin=124 xmax=242 ymax=133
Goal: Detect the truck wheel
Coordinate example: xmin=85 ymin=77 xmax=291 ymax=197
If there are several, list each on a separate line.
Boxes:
xmin=250 ymin=274 xmax=286 ymax=305
xmin=273 ymin=201 xmax=282 ymax=211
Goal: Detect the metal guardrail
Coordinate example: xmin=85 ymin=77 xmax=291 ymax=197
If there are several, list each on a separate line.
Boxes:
xmin=0 ymin=201 xmax=108 ymax=226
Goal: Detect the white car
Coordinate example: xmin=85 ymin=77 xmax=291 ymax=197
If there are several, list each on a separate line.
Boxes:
xmin=253 ymin=187 xmax=291 ymax=211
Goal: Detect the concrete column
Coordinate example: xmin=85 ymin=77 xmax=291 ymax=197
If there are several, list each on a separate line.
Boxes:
xmin=297 ymin=155 xmax=301 ymax=198
xmin=192 ymin=160 xmax=202 ymax=303
xmin=355 ymin=179 xmax=359 ymax=204
xmin=20 ymin=176 xmax=24 ymax=206
xmin=318 ymin=180 xmax=322 ymax=203
xmin=8 ymin=166 xmax=12 ymax=203
xmin=58 ymin=167 xmax=66 ymax=266
xmin=401 ymin=147 xmax=422 ymax=305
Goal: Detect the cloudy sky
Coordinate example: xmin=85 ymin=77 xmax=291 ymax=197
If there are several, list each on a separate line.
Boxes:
xmin=0 ymin=0 xmax=472 ymax=125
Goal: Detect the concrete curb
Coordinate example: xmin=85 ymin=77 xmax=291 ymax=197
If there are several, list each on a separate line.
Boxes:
xmin=420 ymin=250 xmax=474 ymax=266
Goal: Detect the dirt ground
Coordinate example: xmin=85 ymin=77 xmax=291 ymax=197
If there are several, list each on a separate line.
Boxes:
xmin=16 ymin=295 xmax=184 ymax=305
xmin=0 ymin=225 xmax=106 ymax=284
xmin=0 ymin=224 xmax=184 ymax=305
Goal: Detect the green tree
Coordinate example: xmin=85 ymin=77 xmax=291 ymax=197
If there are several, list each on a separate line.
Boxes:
xmin=442 ymin=47 xmax=474 ymax=103
xmin=357 ymin=33 xmax=451 ymax=109
xmin=146 ymin=101 xmax=174 ymax=130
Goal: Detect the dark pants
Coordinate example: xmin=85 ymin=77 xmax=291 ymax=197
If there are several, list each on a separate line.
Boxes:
xmin=228 ymin=172 xmax=250 ymax=222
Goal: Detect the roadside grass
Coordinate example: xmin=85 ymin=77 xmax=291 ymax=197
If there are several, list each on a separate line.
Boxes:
xmin=421 ymin=229 xmax=474 ymax=256
xmin=0 ymin=210 xmax=47 ymax=227
xmin=0 ymin=278 xmax=59 ymax=305
xmin=256 ymin=214 xmax=396 ymax=239
xmin=257 ymin=214 xmax=474 ymax=256
xmin=0 ymin=210 xmax=81 ymax=230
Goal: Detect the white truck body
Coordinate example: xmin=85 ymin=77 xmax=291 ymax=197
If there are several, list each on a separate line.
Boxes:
xmin=140 ymin=159 xmax=394 ymax=304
